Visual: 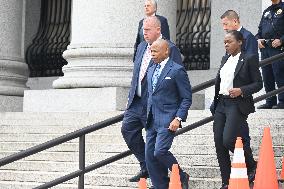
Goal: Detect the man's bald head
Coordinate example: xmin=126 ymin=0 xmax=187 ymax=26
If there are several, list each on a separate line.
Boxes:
xmin=150 ymin=39 xmax=170 ymax=63
xmin=143 ymin=16 xmax=161 ymax=44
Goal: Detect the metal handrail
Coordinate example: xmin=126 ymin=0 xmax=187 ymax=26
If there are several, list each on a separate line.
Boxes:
xmin=0 ymin=52 xmax=283 ymax=188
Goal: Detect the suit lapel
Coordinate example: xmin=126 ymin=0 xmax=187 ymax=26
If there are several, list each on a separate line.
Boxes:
xmin=220 ymin=54 xmax=230 ymax=69
xmin=153 ymin=60 xmax=173 ymax=93
xmin=217 ymin=55 xmax=230 ymax=79
xmin=234 ymin=53 xmax=245 ymax=77
xmin=136 ymin=43 xmax=148 ymax=69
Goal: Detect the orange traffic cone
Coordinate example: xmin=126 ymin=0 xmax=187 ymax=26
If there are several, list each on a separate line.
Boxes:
xmin=169 ymin=164 xmax=182 ymax=189
xmin=280 ymin=157 xmax=284 ymax=183
xmin=138 ymin=178 xmax=147 ymax=189
xmin=254 ymin=127 xmax=278 ymax=189
xmin=228 ymin=137 xmax=250 ymax=189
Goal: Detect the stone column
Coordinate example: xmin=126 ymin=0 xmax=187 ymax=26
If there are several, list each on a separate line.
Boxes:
xmin=53 ymin=0 xmax=176 ymax=89
xmin=0 ymin=0 xmax=29 ymax=111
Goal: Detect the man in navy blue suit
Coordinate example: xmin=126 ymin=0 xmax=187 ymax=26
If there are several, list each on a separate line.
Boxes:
xmin=133 ymin=0 xmax=170 ymax=61
xmin=121 ymin=16 xmax=182 ymax=183
xmin=145 ymin=39 xmax=192 ymax=189
xmin=221 ymin=10 xmax=258 ymax=56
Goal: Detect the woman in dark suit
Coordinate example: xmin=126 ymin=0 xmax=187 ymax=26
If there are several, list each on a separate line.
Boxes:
xmin=211 ymin=30 xmax=263 ymax=189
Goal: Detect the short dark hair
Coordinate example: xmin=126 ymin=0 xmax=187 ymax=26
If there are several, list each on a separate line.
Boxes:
xmin=227 ymin=30 xmax=244 ymax=42
xmin=221 ymin=10 xmax=240 ymax=20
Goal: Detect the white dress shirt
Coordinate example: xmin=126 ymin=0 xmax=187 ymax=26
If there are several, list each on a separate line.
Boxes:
xmin=137 ymin=44 xmax=151 ymax=97
xmin=219 ymin=53 xmax=241 ymax=95
xmin=157 ymin=57 xmax=169 ymax=72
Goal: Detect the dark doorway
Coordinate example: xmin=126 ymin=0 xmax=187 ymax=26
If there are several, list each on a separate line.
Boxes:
xmin=26 ymin=0 xmax=71 ymax=77
xmin=176 ymin=0 xmax=211 ymax=70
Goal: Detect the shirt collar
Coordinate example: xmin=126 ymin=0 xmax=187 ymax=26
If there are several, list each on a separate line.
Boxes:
xmin=146 ymin=13 xmax=156 ymax=18
xmin=229 ymin=52 xmax=241 ymax=60
xmin=237 ymin=26 xmax=243 ymax=31
xmin=159 ymin=57 xmax=169 ymax=70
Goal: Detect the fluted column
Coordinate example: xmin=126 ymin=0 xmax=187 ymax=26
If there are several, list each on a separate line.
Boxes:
xmin=53 ymin=0 xmax=176 ymax=89
xmin=0 ymin=0 xmax=29 ymax=111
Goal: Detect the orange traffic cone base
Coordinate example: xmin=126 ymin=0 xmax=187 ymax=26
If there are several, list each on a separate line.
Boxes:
xmin=229 ymin=178 xmax=250 ymax=189
xmin=253 ymin=127 xmax=278 ymax=189
xmin=138 ymin=178 xmax=147 ymax=189
xmin=169 ymin=164 xmax=182 ymax=189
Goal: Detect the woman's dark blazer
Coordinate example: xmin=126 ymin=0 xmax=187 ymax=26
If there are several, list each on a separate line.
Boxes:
xmin=211 ymin=53 xmax=263 ymax=115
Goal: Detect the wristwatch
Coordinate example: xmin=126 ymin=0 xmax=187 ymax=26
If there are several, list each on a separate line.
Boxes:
xmin=175 ymin=117 xmax=182 ymax=122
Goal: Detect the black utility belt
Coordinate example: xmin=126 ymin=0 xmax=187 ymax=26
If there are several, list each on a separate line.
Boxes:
xmin=219 ymin=94 xmax=231 ymax=99
xmin=219 ymin=94 xmax=241 ymax=99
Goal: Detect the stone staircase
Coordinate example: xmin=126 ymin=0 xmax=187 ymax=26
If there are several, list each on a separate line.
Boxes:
xmin=0 ymin=110 xmax=283 ymax=189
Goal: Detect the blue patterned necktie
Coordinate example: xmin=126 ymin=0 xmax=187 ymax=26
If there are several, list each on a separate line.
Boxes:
xmin=152 ymin=64 xmax=161 ymax=91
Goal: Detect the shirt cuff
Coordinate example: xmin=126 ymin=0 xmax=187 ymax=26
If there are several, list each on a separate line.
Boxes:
xmin=175 ymin=117 xmax=182 ymax=122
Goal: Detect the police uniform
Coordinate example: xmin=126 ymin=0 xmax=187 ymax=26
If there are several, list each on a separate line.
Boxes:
xmin=256 ymin=0 xmax=284 ymax=108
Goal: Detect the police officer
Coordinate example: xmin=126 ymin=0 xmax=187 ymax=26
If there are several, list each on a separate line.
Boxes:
xmin=256 ymin=0 xmax=284 ymax=109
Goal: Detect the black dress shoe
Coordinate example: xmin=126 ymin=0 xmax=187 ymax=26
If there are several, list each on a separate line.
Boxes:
xmin=257 ymin=103 xmax=273 ymax=109
xmin=181 ymin=172 xmax=189 ymax=189
xmin=220 ymin=184 xmax=228 ymax=189
xmin=128 ymin=170 xmax=149 ymax=182
xmin=272 ymin=103 xmax=284 ymax=109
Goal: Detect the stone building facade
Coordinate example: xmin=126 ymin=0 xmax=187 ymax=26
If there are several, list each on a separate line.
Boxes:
xmin=0 ymin=0 xmax=267 ymax=112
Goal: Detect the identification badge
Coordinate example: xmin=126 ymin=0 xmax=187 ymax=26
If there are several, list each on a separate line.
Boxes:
xmin=277 ymin=9 xmax=282 ymax=15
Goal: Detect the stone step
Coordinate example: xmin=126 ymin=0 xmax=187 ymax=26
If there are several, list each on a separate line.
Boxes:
xmin=0 ymin=180 xmax=138 ymax=189
xmin=0 ymin=132 xmax=283 ymax=147
xmin=0 ymin=152 xmax=283 ymax=169
xmin=0 ymin=170 xmax=221 ymax=188
xmin=0 ymin=112 xmax=121 ymax=120
xmin=0 ymin=161 xmax=219 ymax=178
xmin=0 ymin=120 xmax=283 ymax=135
xmin=1 ymin=141 xmax=284 ymax=157
xmin=1 ymin=159 xmax=282 ymax=179
xmin=0 ymin=169 xmax=283 ymax=189
xmin=0 ymin=110 xmax=282 ymax=124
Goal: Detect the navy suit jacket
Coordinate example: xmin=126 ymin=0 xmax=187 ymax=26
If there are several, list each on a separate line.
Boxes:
xmin=211 ymin=53 xmax=263 ymax=115
xmin=146 ymin=59 xmax=192 ymax=128
xmin=239 ymin=27 xmax=258 ymax=56
xmin=133 ymin=15 xmax=170 ymax=61
xmin=127 ymin=40 xmax=183 ymax=110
